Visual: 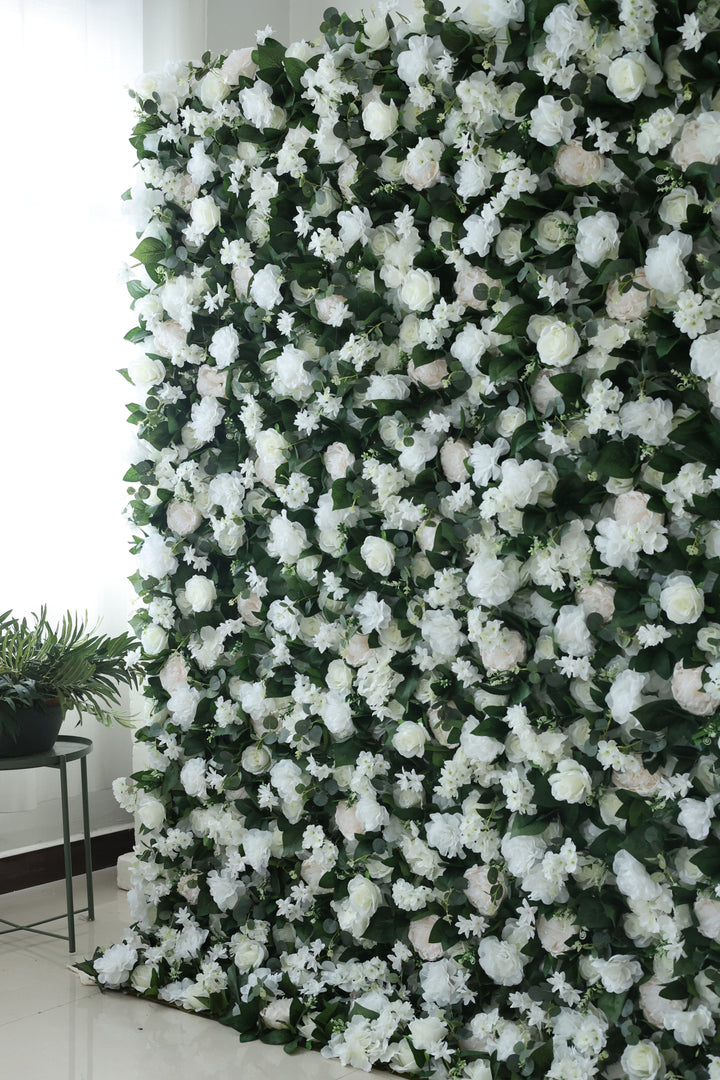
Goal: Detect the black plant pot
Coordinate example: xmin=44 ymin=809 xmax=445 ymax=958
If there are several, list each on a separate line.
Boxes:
xmin=0 ymin=700 xmax=64 ymax=757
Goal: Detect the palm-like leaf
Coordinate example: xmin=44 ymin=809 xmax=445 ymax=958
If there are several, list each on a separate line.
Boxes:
xmin=0 ymin=607 xmax=143 ymax=728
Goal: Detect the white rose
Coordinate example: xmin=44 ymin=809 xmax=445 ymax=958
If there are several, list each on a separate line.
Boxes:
xmin=241 ymin=744 xmax=272 ymax=775
xmin=184 ymin=574 xmax=217 ymax=613
xmin=594 ymin=954 xmax=643 ymax=993
xmin=136 ymin=795 xmax=166 ymax=831
xmin=496 ymin=405 xmax=526 ymax=437
xmin=660 ymin=574 xmax=704 ymax=624
xmin=362 ymin=98 xmax=398 ymax=141
xmin=335 ymin=875 xmax=382 ymax=937
xmin=326 ymin=659 xmax=353 ymax=694
xmin=362 ymin=15 xmax=390 ymax=50
xmin=130 ymin=963 xmax=155 ymax=993
xmin=198 ymin=69 xmax=229 ymax=109
xmin=607 ymin=53 xmax=653 ymax=102
xmin=536 ymin=210 xmax=574 ymax=253
xmin=495 ymin=226 xmax=524 ymax=265
xmin=529 ymin=95 xmax=578 ymax=146
xmin=141 ymin=624 xmax=169 ymax=655
xmin=234 ymin=938 xmax=268 ymax=973
xmin=659 ymin=186 xmax=699 ymax=227
xmin=537 ymin=320 xmax=581 ymax=367
xmin=620 ymin=1040 xmax=664 ymax=1080
xmin=190 ymin=195 xmax=221 ymax=236
xmin=129 ymin=354 xmax=164 ymax=389
xmin=361 ymin=535 xmax=395 ymax=576
xmin=549 ymin=759 xmax=592 ymax=804
xmin=397 ymin=269 xmax=437 ymax=312
xmin=477 ymin=936 xmax=525 ymax=985
xmin=324 ymin=442 xmax=355 ymax=480
xmin=393 ymin=721 xmax=428 ymax=758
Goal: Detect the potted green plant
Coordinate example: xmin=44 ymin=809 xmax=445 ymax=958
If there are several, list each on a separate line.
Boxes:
xmin=0 ymin=607 xmax=143 ymax=757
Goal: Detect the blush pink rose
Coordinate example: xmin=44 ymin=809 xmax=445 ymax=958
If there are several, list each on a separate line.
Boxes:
xmin=408 ymin=915 xmax=444 ymax=960
xmin=577 ymin=581 xmax=616 ymax=622
xmin=531 ymin=369 xmax=563 ymax=413
xmin=196 ymin=364 xmax=227 ymax=397
xmin=639 ymin=976 xmax=686 ymax=1028
xmin=401 ymin=157 xmax=441 ymax=191
xmin=316 ymin=294 xmax=350 ymax=325
xmin=672 ymin=661 xmax=716 ymax=716
xmin=613 ymin=764 xmax=663 ymax=796
xmin=427 ymin=704 xmax=461 ymax=747
xmin=614 ymin=490 xmax=662 ymax=528
xmin=159 ymin=653 xmax=190 ymax=693
xmin=537 ymin=914 xmax=578 ymax=956
xmin=344 ymin=633 xmax=372 ymax=667
xmin=222 ymin=47 xmax=258 ymax=82
xmin=408 ymin=356 xmax=448 ymax=390
xmin=153 ymin=319 xmax=187 ymax=357
xmin=455 ymin=265 xmax=501 ymax=311
xmin=480 ymin=631 xmax=527 ymax=673
xmin=166 ymin=500 xmax=202 ymax=536
xmin=335 ymin=800 xmax=366 ymax=840
xmin=440 ymin=439 xmax=471 ymax=483
xmin=465 ymin=865 xmax=504 ymax=915
xmin=555 ymin=140 xmax=605 ymax=186
xmin=606 ymin=270 xmax=654 ymax=322
xmin=237 ymin=593 xmax=263 ymax=627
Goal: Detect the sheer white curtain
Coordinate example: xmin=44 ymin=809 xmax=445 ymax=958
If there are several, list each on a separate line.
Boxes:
xmin=0 ymin=0 xmax=143 ymax=829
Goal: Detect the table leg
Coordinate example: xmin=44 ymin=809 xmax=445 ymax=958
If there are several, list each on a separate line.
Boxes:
xmin=80 ymin=756 xmax=94 ymax=920
xmin=59 ymin=758 xmax=76 ymax=953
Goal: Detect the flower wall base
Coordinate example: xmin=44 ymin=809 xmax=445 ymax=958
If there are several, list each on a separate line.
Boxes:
xmin=91 ymin=3 xmax=720 ymax=1077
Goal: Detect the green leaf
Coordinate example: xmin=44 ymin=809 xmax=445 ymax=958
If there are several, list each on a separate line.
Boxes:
xmin=130 ymin=237 xmax=166 ymax=266
xmin=494 ymin=304 xmax=533 ymax=336
xmin=283 ymin=56 xmax=307 ymax=91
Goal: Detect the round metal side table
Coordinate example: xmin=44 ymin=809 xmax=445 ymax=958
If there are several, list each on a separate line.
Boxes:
xmin=0 ymin=736 xmax=94 ymax=952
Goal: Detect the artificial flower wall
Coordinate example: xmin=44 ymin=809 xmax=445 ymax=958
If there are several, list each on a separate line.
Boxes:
xmin=87 ymin=1 xmax=720 ymax=1077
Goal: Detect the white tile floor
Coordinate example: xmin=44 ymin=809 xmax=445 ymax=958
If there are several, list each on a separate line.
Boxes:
xmin=0 ymin=869 xmax=394 ymax=1080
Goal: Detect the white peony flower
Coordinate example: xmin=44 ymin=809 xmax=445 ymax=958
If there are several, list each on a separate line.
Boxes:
xmin=477 ymin=936 xmax=526 ymax=985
